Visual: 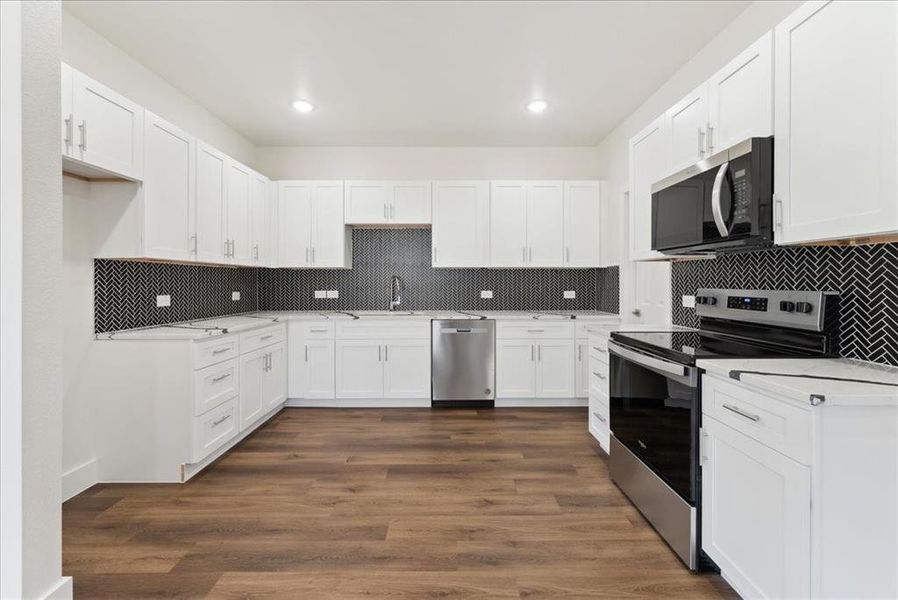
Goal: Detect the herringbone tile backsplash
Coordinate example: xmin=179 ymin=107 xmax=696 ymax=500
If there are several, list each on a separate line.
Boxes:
xmin=671 ymin=243 xmax=898 ymax=366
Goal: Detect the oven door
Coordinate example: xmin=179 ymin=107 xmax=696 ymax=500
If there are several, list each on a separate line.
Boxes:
xmin=608 ymin=341 xmax=700 ymax=504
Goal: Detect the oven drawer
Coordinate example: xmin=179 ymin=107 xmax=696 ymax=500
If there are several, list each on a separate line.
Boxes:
xmin=702 ymin=375 xmax=811 ymax=465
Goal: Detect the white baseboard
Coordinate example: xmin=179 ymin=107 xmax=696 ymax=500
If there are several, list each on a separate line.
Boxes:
xmin=495 ymin=397 xmax=588 ymax=407
xmin=285 ymin=398 xmax=430 ymax=408
xmin=40 ymin=576 xmax=72 ymax=600
xmin=62 ymin=458 xmax=97 ymax=501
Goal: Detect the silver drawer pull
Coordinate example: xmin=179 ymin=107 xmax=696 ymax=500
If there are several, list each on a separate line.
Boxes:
xmin=260 ymin=334 xmax=274 ymax=340
xmin=527 ymin=329 xmax=544 ymax=333
xmin=593 ymin=347 xmax=607 ymax=353
xmin=211 ymin=373 xmax=231 ymax=383
xmin=212 ymin=414 xmax=231 ymax=427
xmin=592 ymin=372 xmax=606 ymax=380
xmin=593 ymin=412 xmax=607 ymax=423
xmin=309 ymin=328 xmax=329 ymax=333
xmin=722 ymin=403 xmax=760 ymax=422
xmin=212 ymin=347 xmax=231 ymax=355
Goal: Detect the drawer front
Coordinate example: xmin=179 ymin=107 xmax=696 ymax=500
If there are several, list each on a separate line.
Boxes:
xmin=240 ymin=324 xmax=286 ymax=354
xmin=588 ymin=335 xmax=610 ymax=363
xmin=497 ymin=321 xmax=574 ymax=340
xmin=191 ymin=397 xmax=238 ymax=463
xmin=576 ymin=321 xmax=617 ymax=339
xmin=193 ymin=359 xmax=239 ymax=416
xmin=194 ymin=336 xmax=239 ymax=370
xmin=301 ymin=321 xmax=335 ymax=338
xmin=588 ymin=395 xmax=610 ymax=450
xmin=702 ymin=375 xmax=812 ymax=464
xmin=588 ymin=360 xmax=610 ymax=393
xmin=336 ymin=320 xmax=431 ymax=340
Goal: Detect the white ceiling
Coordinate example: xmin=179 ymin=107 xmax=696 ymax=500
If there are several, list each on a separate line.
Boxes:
xmin=64 ymin=1 xmax=750 ymax=147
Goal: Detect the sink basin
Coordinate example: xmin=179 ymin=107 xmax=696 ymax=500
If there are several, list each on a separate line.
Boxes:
xmin=354 ymin=311 xmax=419 ymax=317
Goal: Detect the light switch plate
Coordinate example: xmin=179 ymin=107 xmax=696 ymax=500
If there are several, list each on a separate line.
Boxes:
xmin=564 ymin=290 xmax=576 ymax=299
xmin=326 ymin=290 xmax=339 ymax=299
xmin=155 ymin=294 xmax=171 ymax=308
xmin=682 ymin=295 xmax=696 ymax=308
xmin=314 ymin=290 xmax=327 ymax=299
xmin=480 ymin=290 xmax=494 ymax=299
xmin=231 ymin=291 xmax=241 ymax=301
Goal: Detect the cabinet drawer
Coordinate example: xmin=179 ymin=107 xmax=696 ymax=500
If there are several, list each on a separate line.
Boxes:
xmin=299 ymin=321 xmax=334 ymax=338
xmin=589 ymin=361 xmax=610 ymax=392
xmin=193 ymin=359 xmax=239 ymax=416
xmin=577 ymin=322 xmax=617 ymax=339
xmin=191 ymin=397 xmax=238 ymax=463
xmin=702 ymin=375 xmax=812 ymax=464
xmin=588 ymin=336 xmax=610 ymax=363
xmin=497 ymin=321 xmax=574 ymax=340
xmin=240 ymin=324 xmax=286 ymax=354
xmin=336 ymin=320 xmax=430 ymax=340
xmin=194 ymin=336 xmax=239 ymax=370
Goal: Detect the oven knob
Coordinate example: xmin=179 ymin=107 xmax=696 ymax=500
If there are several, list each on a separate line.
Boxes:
xmin=696 ymin=296 xmax=717 ymax=306
xmin=779 ymin=301 xmax=795 ymax=312
xmin=707 ymin=296 xmax=717 ymax=306
xmin=795 ymin=301 xmax=813 ymax=314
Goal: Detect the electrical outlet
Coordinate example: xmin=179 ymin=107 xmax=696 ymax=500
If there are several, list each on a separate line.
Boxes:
xmin=326 ymin=290 xmax=339 ymax=299
xmin=231 ymin=291 xmax=241 ymax=301
xmin=155 ymin=294 xmax=171 ymax=308
xmin=564 ymin=290 xmax=576 ymax=299
xmin=682 ymin=295 xmax=696 ymax=308
xmin=314 ymin=290 xmax=327 ymax=299
xmin=480 ymin=290 xmax=494 ymax=299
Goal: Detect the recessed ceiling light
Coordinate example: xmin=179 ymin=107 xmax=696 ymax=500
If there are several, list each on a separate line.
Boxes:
xmin=292 ymin=99 xmax=315 ymax=113
xmin=527 ymin=99 xmax=549 ymax=114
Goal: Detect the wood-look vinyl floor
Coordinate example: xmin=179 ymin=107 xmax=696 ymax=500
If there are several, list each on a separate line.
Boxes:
xmin=64 ymin=408 xmax=737 ymax=599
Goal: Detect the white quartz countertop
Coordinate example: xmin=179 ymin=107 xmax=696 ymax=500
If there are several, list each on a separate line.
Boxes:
xmin=698 ymin=357 xmax=898 ymax=407
xmin=585 ymin=322 xmax=692 ymax=337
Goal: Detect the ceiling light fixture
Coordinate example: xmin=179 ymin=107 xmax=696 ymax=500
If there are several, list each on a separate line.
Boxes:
xmin=292 ymin=99 xmax=315 ymax=113
xmin=527 ymin=99 xmax=549 ymax=114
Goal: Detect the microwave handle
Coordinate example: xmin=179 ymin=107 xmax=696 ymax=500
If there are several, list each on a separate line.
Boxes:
xmin=711 ymin=161 xmax=731 ymax=237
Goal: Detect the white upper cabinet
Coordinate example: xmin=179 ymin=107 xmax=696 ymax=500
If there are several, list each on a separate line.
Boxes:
xmin=629 ymin=115 xmax=669 ymax=261
xmin=249 ymin=171 xmax=270 ymax=266
xmin=225 ymin=160 xmax=253 ymax=265
xmin=277 ymin=181 xmax=351 ymax=268
xmin=774 ymin=0 xmax=898 ymax=244
xmin=195 ymin=141 xmax=228 ymax=264
xmin=277 ymin=181 xmax=313 ymax=268
xmin=563 ymin=181 xmax=602 ymax=267
xmin=708 ymin=31 xmax=773 ymax=153
xmin=489 ymin=181 xmax=566 ymax=268
xmin=431 ymin=181 xmax=490 ymax=268
xmin=525 ymin=181 xmax=565 ymax=267
xmin=344 ymin=181 xmax=432 ymax=224
xmin=490 ymin=182 xmax=529 ymax=267
xmin=62 ymin=63 xmax=144 ymax=181
xmin=142 ymin=112 xmax=195 ymax=262
xmin=666 ymin=83 xmax=710 ymax=173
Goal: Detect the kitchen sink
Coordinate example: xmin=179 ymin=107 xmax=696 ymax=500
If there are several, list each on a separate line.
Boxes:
xmin=354 ymin=311 xmax=420 ymax=317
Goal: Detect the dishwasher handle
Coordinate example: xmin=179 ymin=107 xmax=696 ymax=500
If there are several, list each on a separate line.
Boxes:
xmin=440 ymin=327 xmax=488 ymax=334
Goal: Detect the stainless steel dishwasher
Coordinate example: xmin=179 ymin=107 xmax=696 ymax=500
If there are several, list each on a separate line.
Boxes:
xmin=431 ymin=319 xmax=495 ymax=408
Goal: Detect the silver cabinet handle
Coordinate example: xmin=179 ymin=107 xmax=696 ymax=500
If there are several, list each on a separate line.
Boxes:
xmin=383 ymin=203 xmax=388 ymax=220
xmin=698 ymin=128 xmax=706 ymax=157
xmin=211 ymin=373 xmax=231 ymax=383
xmin=224 ymin=240 xmax=230 ymax=257
xmin=212 ymin=414 xmax=231 ymax=427
xmin=190 ymin=235 xmax=198 ymax=255
xmin=311 ymin=247 xmax=315 ymax=263
xmin=304 ymin=345 xmax=308 ymax=362
xmin=593 ymin=412 xmax=607 ymax=423
xmin=711 ymin=161 xmax=731 ymax=237
xmin=537 ymin=345 xmax=541 ymax=361
xmin=527 ymin=329 xmax=544 ymax=333
xmin=78 ymin=119 xmax=87 ymax=151
xmin=212 ymin=347 xmax=231 ymax=355
xmin=260 ymin=334 xmax=273 ymax=340
xmin=722 ymin=403 xmax=760 ymax=422
xmin=592 ymin=371 xmax=606 ymax=380
xmin=253 ymin=244 xmax=259 ymax=260
xmin=529 ymin=247 xmax=532 ymax=262
xmin=267 ymin=352 xmax=272 ymax=371
xmin=530 ymin=344 xmax=534 ymax=361
xmin=593 ymin=346 xmax=607 ymax=354
xmin=384 ymin=345 xmax=388 ymax=361
xmin=578 ymin=346 xmax=582 ymax=361
xmin=378 ymin=345 xmax=381 ymax=362
xmin=64 ymin=114 xmax=73 ymax=148
xmin=309 ymin=327 xmax=328 ymax=333
xmin=706 ymin=124 xmax=714 ymax=152
xmin=390 ymin=204 xmax=395 ymax=219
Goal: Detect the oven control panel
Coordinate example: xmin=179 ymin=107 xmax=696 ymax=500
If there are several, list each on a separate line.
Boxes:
xmin=726 ymin=296 xmax=768 ymax=311
xmin=695 ymin=288 xmax=835 ymax=332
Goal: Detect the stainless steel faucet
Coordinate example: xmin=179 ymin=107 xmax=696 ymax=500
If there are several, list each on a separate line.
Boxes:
xmin=389 ymin=275 xmax=402 ymax=311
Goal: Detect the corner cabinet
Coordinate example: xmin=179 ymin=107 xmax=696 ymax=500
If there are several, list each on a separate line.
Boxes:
xmin=277 ymin=181 xmax=352 ymax=269
xmin=431 ymin=181 xmax=491 ymax=267
xmin=774 ymin=0 xmax=898 ymax=244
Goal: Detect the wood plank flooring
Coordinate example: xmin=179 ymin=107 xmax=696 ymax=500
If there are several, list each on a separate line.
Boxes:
xmin=64 ymin=408 xmax=736 ymax=599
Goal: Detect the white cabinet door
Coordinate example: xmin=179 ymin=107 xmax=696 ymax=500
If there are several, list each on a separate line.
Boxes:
xmin=239 ymin=349 xmax=265 ymax=431
xmin=564 ymin=181 xmax=601 ymax=268
xmin=490 ymin=181 xmax=527 ymax=267
xmin=277 ymin=181 xmax=312 ymax=268
xmin=431 ymin=181 xmax=490 ymax=267
xmin=250 ymin=172 xmax=269 ymax=266
xmin=70 ymin=68 xmax=144 ymax=180
xmin=143 ymin=112 xmax=195 ymax=261
xmin=496 ymin=340 xmax=536 ymax=398
xmin=302 ymin=339 xmax=336 ymax=399
xmin=390 ymin=181 xmax=432 ymax=224
xmin=708 ymin=31 xmax=773 ymax=153
xmin=262 ymin=343 xmax=287 ymax=411
xmin=702 ymin=417 xmax=811 ymax=600
xmin=335 ymin=340 xmax=383 ymax=398
xmin=344 ymin=181 xmax=389 ymax=224
xmin=525 ymin=182 xmax=565 ymax=267
xmin=666 ymin=83 xmax=709 ymax=173
xmin=535 ymin=340 xmax=575 ymax=398
xmin=61 ymin=63 xmax=74 ymax=156
xmin=629 ymin=115 xmax=669 ymax=261
xmin=195 ymin=141 xmax=227 ymax=263
xmin=382 ymin=340 xmax=431 ymax=398
xmin=575 ymin=341 xmax=589 ymax=398
xmin=775 ymin=0 xmax=898 ymax=244
xmin=226 ymin=160 xmax=253 ymax=265
xmin=311 ymin=181 xmax=350 ymax=268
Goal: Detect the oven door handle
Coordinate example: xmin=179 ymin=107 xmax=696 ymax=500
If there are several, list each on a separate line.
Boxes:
xmin=608 ymin=341 xmax=697 ymax=386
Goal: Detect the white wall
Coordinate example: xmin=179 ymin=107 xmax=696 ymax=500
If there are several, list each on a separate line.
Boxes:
xmin=62 ymin=10 xmax=256 ymax=168
xmin=256 ymin=146 xmax=599 ymax=180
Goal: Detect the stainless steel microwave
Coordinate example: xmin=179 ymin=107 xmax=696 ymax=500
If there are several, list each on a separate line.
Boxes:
xmin=651 ymin=137 xmax=773 ymax=255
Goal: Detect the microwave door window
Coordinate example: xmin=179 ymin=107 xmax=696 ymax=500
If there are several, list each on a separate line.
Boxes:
xmin=652 ymin=180 xmax=704 ymax=250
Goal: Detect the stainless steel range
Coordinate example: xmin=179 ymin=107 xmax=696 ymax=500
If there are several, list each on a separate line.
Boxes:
xmin=607 ymin=288 xmax=839 ymax=570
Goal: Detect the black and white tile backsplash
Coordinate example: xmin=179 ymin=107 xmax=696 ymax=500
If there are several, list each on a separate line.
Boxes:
xmin=671 ymin=243 xmax=898 ymax=366
xmin=95 ymin=229 xmax=620 ymax=332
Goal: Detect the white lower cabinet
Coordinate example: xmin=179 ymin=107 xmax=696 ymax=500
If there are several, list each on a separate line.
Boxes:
xmin=335 ymin=337 xmax=431 ymax=400
xmin=335 ymin=340 xmax=384 ymax=398
xmin=262 ymin=342 xmax=287 ymax=411
xmin=239 ymin=341 xmax=286 ymax=431
xmin=575 ymin=340 xmax=589 ymax=398
xmin=191 ymin=398 xmax=239 ymax=464
xmin=586 ymin=332 xmax=611 ymax=452
xmin=496 ymin=338 xmax=574 ymax=399
xmin=287 ymin=321 xmax=336 ymax=399
xmin=535 ymin=340 xmax=575 ymax=397
xmin=382 ymin=339 xmax=432 ymax=398
xmin=496 ymin=340 xmax=537 ymax=398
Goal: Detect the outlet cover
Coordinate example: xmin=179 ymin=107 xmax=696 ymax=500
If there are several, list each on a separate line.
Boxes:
xmin=563 ymin=290 xmax=576 ymax=299
xmin=314 ymin=290 xmax=327 ymax=299
xmin=231 ymin=291 xmax=241 ymax=301
xmin=480 ymin=290 xmax=494 ymax=299
xmin=682 ymin=295 xmax=696 ymax=308
xmin=156 ymin=294 xmax=171 ymax=308
xmin=326 ymin=290 xmax=339 ymax=299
